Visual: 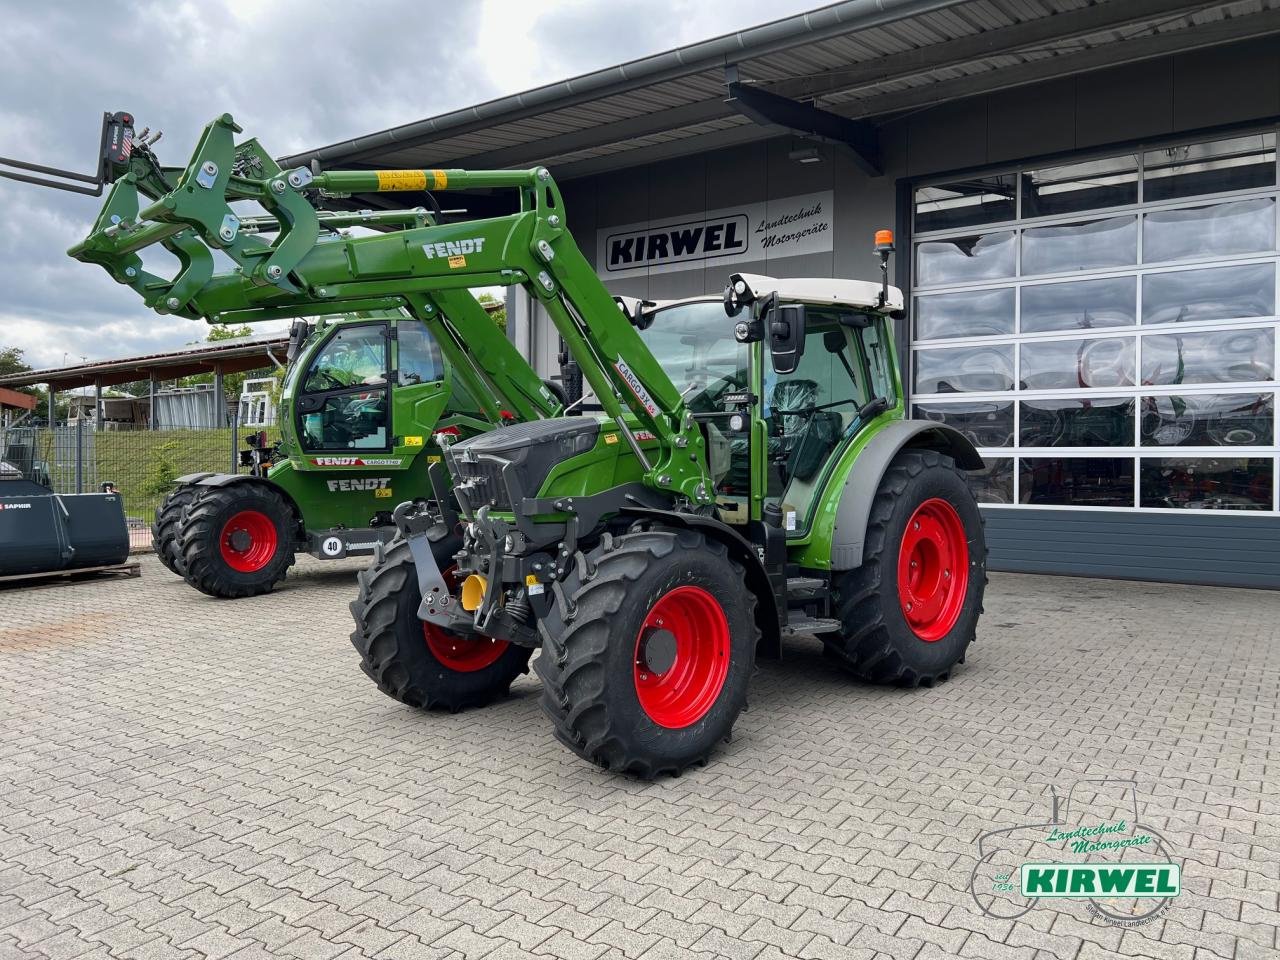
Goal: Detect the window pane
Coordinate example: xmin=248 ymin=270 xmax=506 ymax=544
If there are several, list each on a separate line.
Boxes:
xmin=1021 ymin=276 xmax=1136 ymax=333
xmin=1140 ymin=393 xmax=1275 ymax=446
xmin=1022 ymin=215 xmax=1137 ymax=276
xmin=1023 ymin=155 xmax=1139 ymax=218
xmin=913 ymin=401 xmax=1015 ymax=448
xmin=1020 ymin=337 xmax=1135 ymax=390
xmin=968 ymin=457 xmax=1014 ymax=504
xmin=1140 ymin=458 xmax=1274 ymax=510
xmin=1141 ymin=329 xmax=1274 ymax=385
xmin=397 ymin=323 xmax=444 ymax=386
xmin=914 ymin=175 xmax=1016 ymax=232
xmin=1142 ymin=198 xmax=1275 ymax=263
xmin=1019 ymin=397 xmax=1135 ymax=447
xmin=300 ymin=390 xmax=389 ymax=451
xmin=916 ymin=231 xmax=1015 ymax=286
xmin=304 ymin=325 xmax=387 ymax=393
xmin=914 ymin=288 xmax=1015 ymax=340
xmin=1020 ymin=457 xmax=1135 ymax=506
xmin=1141 ymin=262 xmax=1275 ymax=326
xmin=1144 ymin=133 xmax=1277 ymax=201
xmin=914 ymin=345 xmax=1014 ymax=394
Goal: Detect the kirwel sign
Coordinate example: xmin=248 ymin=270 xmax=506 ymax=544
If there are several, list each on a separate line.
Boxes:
xmin=597 ymin=190 xmax=833 ymax=279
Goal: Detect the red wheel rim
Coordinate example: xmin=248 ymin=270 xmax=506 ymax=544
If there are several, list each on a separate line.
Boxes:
xmin=422 ymin=565 xmax=509 ymax=672
xmin=219 ymin=509 xmax=279 ymax=573
xmin=633 ymin=585 xmax=730 ymax=729
xmin=898 ymin=498 xmax=969 ymax=642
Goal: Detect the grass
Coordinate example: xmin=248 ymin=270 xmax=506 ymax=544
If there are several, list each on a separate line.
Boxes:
xmin=33 ymin=427 xmax=240 ymax=522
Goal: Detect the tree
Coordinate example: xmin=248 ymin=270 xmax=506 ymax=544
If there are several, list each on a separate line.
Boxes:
xmin=477 ymin=292 xmax=507 ymax=333
xmin=0 ymin=347 xmax=35 ymax=394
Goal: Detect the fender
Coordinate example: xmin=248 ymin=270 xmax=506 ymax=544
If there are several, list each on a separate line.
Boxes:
xmin=620 ymin=506 xmax=782 ymax=655
xmin=173 ymin=473 xmax=305 ymax=543
xmin=829 ymin=421 xmax=982 ymax=570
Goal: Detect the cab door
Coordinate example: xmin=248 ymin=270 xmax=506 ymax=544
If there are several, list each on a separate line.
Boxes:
xmin=296 ymin=322 xmax=392 ymax=452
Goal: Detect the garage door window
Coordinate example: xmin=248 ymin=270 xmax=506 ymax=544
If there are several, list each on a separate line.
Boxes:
xmin=911 ymin=130 xmax=1279 ymax=513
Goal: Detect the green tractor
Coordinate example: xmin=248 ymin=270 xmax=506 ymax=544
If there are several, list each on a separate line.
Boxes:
xmin=148 ymin=310 xmax=530 ymax=598
xmin=30 ymin=112 xmax=986 ymax=771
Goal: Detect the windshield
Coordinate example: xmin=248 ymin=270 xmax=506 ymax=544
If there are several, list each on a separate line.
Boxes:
xmin=637 ymin=300 xmax=748 ymax=414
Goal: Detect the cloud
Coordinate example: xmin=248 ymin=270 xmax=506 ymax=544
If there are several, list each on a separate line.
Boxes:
xmin=0 ymin=0 xmax=818 ymax=370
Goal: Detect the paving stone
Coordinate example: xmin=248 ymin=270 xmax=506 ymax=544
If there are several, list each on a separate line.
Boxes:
xmin=0 ymin=558 xmax=1275 ymax=960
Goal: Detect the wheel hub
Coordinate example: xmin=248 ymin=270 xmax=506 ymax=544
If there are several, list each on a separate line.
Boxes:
xmin=637 ymin=627 xmax=678 ymax=676
xmin=632 ymin=586 xmax=730 ymax=729
xmin=422 ymin=564 xmax=510 ymax=672
xmin=218 ymin=509 xmax=278 ymax=573
xmin=897 ymin=498 xmax=969 ymax=642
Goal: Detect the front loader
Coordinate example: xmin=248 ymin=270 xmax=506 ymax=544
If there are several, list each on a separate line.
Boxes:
xmin=5 ymin=111 xmax=565 ymax=601
xmin=19 ymin=112 xmax=988 ymax=767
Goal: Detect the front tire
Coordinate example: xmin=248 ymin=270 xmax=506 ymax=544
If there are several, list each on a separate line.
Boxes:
xmin=826 ymin=449 xmax=986 ymax=686
xmin=177 ymin=483 xmax=297 ymax=598
xmin=151 ymin=484 xmax=197 ymax=576
xmin=349 ymin=535 xmax=532 ymax=712
xmin=534 ymin=529 xmax=757 ymax=777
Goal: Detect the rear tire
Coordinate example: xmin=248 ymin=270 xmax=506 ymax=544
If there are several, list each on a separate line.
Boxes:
xmin=151 ymin=484 xmax=197 ymax=576
xmin=826 ymin=449 xmax=986 ymax=686
xmin=534 ymin=529 xmax=757 ymax=777
xmin=349 ymin=535 xmax=532 ymax=711
xmin=177 ymin=483 xmax=297 ymax=598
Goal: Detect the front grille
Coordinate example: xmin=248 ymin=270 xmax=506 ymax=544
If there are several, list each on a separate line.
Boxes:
xmin=453 ymin=457 xmax=512 ymax=511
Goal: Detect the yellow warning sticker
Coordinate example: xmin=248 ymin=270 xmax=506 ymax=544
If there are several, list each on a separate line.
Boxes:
xmin=374 ymin=488 xmax=393 ymax=499
xmin=604 ymin=433 xmax=619 ymax=445
xmin=430 ymin=169 xmax=448 ymax=189
xmin=375 ymin=170 xmax=428 ymax=191
xmin=405 ymin=435 xmax=424 ymax=447
xmin=525 ymin=574 xmax=539 ymax=587
xmin=447 ymin=255 xmax=466 ymax=269
xmin=427 ymin=455 xmax=442 ymax=463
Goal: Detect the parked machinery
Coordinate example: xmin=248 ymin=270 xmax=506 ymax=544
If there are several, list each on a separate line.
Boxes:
xmin=39 ymin=113 xmax=986 ymax=774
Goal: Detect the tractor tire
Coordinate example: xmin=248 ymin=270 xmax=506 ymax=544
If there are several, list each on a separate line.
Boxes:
xmin=151 ymin=484 xmax=198 ymax=576
xmin=534 ymin=529 xmax=757 ymax=777
xmin=349 ymin=535 xmax=532 ymax=712
xmin=826 ymin=449 xmax=986 ymax=687
xmin=176 ymin=483 xmax=297 ymax=598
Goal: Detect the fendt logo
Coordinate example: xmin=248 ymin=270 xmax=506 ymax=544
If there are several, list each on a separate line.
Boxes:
xmin=0 ymin=502 xmax=33 ymax=510
xmin=605 ymin=215 xmax=747 ymax=272
xmin=326 ymin=477 xmax=391 ymax=492
xmin=309 ymin=457 xmax=403 ymax=467
xmin=422 ymin=237 xmax=486 ymax=259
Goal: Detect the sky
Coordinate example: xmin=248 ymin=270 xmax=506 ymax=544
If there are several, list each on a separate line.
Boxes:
xmin=0 ymin=0 xmax=822 ymax=371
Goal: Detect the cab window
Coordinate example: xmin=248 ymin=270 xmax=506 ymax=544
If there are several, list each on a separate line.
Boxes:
xmin=639 ymin=301 xmax=749 ymax=413
xmin=298 ymin=324 xmax=390 ymax=451
xmin=397 ymin=323 xmax=445 ymax=386
xmin=765 ymin=315 xmax=875 ymax=531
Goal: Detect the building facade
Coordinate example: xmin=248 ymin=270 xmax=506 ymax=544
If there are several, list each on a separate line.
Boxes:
xmin=287 ymin=2 xmax=1280 ymax=587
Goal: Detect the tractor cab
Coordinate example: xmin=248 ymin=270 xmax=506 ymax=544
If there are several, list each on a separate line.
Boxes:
xmin=633 ymin=274 xmax=903 ymax=535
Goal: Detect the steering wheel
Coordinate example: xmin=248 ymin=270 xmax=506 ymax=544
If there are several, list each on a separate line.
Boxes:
xmin=310 ymin=369 xmax=348 ymax=391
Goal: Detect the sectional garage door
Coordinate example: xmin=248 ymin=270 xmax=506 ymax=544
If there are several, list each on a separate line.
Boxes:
xmin=908 ymin=130 xmax=1280 ymax=588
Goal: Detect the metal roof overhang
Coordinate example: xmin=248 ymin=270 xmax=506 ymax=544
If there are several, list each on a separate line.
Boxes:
xmin=0 ymin=337 xmax=289 ymax=392
xmin=281 ymin=0 xmax=1280 ymax=199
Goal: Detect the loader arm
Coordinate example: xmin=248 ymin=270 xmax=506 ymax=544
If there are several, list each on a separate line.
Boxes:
xmin=62 ymin=112 xmax=711 ymax=502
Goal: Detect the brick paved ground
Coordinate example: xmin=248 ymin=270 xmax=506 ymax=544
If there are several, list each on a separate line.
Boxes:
xmin=0 ymin=555 xmax=1276 ymax=960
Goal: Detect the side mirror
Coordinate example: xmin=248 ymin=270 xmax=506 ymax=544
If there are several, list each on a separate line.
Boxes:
xmin=767 ymin=303 xmax=806 ymax=374
xmin=285 ymin=319 xmax=311 ymax=363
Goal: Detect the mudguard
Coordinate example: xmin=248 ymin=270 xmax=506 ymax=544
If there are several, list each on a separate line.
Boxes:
xmin=829 ymin=421 xmax=982 ymax=570
xmin=620 ymin=506 xmax=782 ymax=647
